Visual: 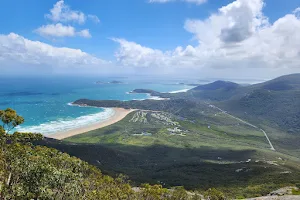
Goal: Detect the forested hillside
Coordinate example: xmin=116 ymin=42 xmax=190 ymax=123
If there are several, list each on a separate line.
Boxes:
xmin=64 ymin=74 xmax=300 ymax=199
xmin=1 ymin=74 xmax=300 ymax=199
xmin=186 ymin=74 xmax=300 ymax=133
xmin=0 ymin=108 xmax=208 ymax=199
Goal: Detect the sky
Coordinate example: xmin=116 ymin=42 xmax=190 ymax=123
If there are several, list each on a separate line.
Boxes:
xmin=0 ymin=0 xmax=300 ymax=79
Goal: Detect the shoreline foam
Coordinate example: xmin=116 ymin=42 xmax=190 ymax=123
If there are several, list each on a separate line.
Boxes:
xmin=16 ymin=108 xmax=115 ymax=134
xmin=168 ymin=88 xmax=194 ymax=93
xmin=25 ymin=86 xmax=191 ymax=139
xmin=48 ymin=107 xmax=135 ymax=140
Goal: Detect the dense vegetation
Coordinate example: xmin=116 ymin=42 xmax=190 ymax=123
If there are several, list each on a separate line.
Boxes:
xmin=73 ymin=98 xmax=211 ymax=120
xmin=190 ymin=74 xmax=300 ymax=133
xmin=130 ymin=89 xmax=162 ymax=97
xmin=65 ymin=74 xmax=300 ymax=198
xmin=73 ymin=74 xmax=300 ymax=158
xmin=193 ymin=81 xmax=240 ymax=91
xmin=186 ymin=74 xmax=300 ymax=158
xmin=2 ymin=74 xmax=300 ymax=199
xmin=75 ymin=74 xmax=300 ymax=135
xmin=1 ymin=108 xmax=213 ymax=199
xmin=57 ymin=110 xmax=300 ymax=199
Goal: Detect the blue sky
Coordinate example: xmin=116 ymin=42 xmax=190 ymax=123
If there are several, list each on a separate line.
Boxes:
xmin=0 ymin=0 xmax=230 ymax=57
xmin=0 ymin=0 xmax=300 ymax=78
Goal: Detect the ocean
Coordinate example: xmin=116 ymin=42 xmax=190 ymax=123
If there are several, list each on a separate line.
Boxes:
xmin=0 ymin=76 xmax=196 ymax=135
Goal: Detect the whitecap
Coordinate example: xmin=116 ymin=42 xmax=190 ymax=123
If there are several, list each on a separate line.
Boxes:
xmin=15 ymin=108 xmax=115 ymax=135
xmin=147 ymin=95 xmax=170 ymax=101
xmin=168 ymin=88 xmax=191 ymax=93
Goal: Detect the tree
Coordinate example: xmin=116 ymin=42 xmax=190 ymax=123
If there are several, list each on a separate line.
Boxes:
xmin=0 ymin=108 xmax=44 ymax=199
xmin=204 ymin=188 xmax=226 ymax=200
xmin=0 ymin=108 xmax=24 ymax=133
xmin=0 ymin=108 xmax=194 ymax=199
xmin=0 ymin=108 xmax=138 ymax=199
xmin=139 ymin=184 xmax=170 ymax=200
xmin=170 ymin=186 xmax=188 ymax=200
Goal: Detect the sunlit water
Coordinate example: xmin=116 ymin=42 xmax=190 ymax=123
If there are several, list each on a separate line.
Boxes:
xmin=0 ymin=76 xmax=196 ymax=135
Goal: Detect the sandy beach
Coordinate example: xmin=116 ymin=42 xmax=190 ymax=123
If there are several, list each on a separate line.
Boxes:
xmin=49 ymin=108 xmax=135 ymax=140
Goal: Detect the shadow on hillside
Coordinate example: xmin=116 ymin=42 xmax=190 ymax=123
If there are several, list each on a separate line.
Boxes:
xmin=36 ymin=138 xmax=298 ymax=190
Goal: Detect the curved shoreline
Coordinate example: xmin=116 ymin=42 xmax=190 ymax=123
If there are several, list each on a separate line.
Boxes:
xmin=48 ymin=108 xmax=135 ymax=140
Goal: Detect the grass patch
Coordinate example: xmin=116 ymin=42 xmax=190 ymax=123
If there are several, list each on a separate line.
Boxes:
xmin=292 ymin=188 xmax=300 ymax=195
xmin=58 ymin=108 xmax=300 ymax=198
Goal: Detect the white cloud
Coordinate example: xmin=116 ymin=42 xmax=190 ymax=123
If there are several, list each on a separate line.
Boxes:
xmin=37 ymin=1 xmax=98 ymax=39
xmin=149 ymin=0 xmax=207 ymax=5
xmin=294 ymin=7 xmax=300 ymax=14
xmin=45 ymin=0 xmax=100 ymax=24
xmin=46 ymin=0 xmax=86 ymax=24
xmin=114 ymin=0 xmax=300 ymax=75
xmin=0 ymin=33 xmax=110 ymax=73
xmin=88 ymin=15 xmax=100 ymax=23
xmin=112 ymin=38 xmax=168 ymax=67
xmin=34 ymin=23 xmax=76 ymax=37
xmin=184 ymin=0 xmax=268 ymax=44
xmin=35 ymin=24 xmax=92 ymax=38
xmin=2 ymin=0 xmax=300 ymax=78
xmin=77 ymin=29 xmax=91 ymax=38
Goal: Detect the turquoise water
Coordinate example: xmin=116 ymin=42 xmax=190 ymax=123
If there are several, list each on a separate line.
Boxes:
xmin=0 ymin=76 xmax=194 ymax=135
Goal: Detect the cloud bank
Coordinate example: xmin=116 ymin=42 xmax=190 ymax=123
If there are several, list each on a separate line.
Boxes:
xmin=0 ymin=33 xmax=110 ymax=74
xmin=1 ymin=0 xmax=300 ymax=78
xmin=113 ymin=0 xmax=300 ymax=76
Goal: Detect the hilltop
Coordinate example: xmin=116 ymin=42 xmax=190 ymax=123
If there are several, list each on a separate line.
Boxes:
xmin=35 ymin=73 xmax=300 ymax=199
xmin=219 ymin=74 xmax=300 ymax=134
xmin=193 ymin=80 xmax=240 ymax=91
xmin=0 ymin=108 xmax=207 ymax=199
xmin=257 ymin=73 xmax=300 ymax=91
xmin=184 ymin=74 xmax=300 ymax=133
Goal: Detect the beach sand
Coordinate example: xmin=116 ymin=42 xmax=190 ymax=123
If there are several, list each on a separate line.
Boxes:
xmin=49 ymin=108 xmax=135 ymax=140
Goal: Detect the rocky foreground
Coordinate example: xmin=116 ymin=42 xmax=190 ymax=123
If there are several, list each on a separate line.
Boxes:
xmin=246 ymin=187 xmax=300 ymax=200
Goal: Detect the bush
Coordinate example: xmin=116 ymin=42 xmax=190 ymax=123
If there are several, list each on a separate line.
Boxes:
xmin=204 ymin=188 xmax=226 ymax=200
xmin=292 ymin=189 xmax=300 ymax=195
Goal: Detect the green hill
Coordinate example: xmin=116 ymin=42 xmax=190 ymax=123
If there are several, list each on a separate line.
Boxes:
xmin=5 ymin=74 xmax=299 ymax=199
xmin=59 ymin=108 xmax=300 ymax=198
xmin=187 ymin=81 xmax=242 ymax=101
xmin=0 ymin=108 xmax=205 ymax=199
xmin=219 ymin=74 xmax=300 ymax=134
xmin=61 ymin=74 xmax=300 ymax=198
xmin=186 ymin=74 xmax=300 ymax=134
xmin=193 ymin=80 xmax=240 ymax=91
xmin=258 ymin=73 xmax=300 ymax=91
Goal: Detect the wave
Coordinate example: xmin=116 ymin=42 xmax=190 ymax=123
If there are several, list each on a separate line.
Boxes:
xmin=147 ymin=95 xmax=170 ymax=100
xmin=131 ymin=94 xmax=169 ymax=101
xmin=15 ymin=108 xmax=115 ymax=135
xmin=168 ymin=88 xmax=191 ymax=93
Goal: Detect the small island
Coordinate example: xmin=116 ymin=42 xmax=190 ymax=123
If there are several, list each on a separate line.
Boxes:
xmin=129 ymin=89 xmax=161 ymax=97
